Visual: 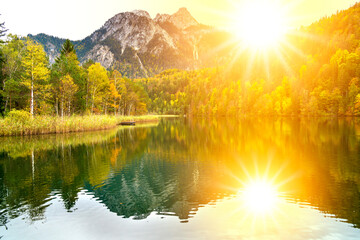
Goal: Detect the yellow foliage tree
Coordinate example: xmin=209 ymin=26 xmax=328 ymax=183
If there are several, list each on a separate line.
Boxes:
xmin=21 ymin=38 xmax=50 ymax=116
xmin=87 ymin=63 xmax=110 ymax=114
xmin=59 ymin=74 xmax=78 ymax=117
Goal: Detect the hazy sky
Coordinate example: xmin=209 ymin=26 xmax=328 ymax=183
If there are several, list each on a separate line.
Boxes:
xmin=1 ymin=0 xmax=358 ymax=40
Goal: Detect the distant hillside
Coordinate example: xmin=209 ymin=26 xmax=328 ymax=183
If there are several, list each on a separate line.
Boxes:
xmin=294 ymin=2 xmax=360 ymax=62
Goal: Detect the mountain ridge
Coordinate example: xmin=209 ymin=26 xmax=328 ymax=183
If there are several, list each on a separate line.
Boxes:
xmin=28 ymin=7 xmax=216 ymax=76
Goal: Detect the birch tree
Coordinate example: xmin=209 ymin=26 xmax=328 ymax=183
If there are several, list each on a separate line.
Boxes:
xmin=21 ymin=38 xmax=50 ymax=116
xmin=87 ymin=63 xmax=109 ymax=114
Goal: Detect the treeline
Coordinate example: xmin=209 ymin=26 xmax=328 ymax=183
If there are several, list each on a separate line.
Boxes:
xmin=138 ymin=57 xmax=360 ymax=116
xmin=2 ymin=34 xmax=360 ymax=117
xmin=0 ymin=36 xmax=149 ymax=116
xmin=3 ymin=2 xmax=360 ymax=117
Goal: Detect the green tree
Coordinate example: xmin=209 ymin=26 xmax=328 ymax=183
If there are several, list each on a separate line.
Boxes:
xmin=0 ymin=16 xmax=7 ymax=39
xmin=60 ymin=39 xmax=75 ymax=55
xmin=51 ymin=39 xmax=85 ymax=115
xmin=1 ymin=35 xmax=25 ymax=112
xmin=0 ymin=15 xmax=8 ymax=115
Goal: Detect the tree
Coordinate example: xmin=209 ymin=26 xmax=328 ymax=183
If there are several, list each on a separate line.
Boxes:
xmin=87 ymin=63 xmax=109 ymax=114
xmin=271 ymin=77 xmax=292 ymax=115
xmin=123 ymin=79 xmax=149 ymax=115
xmin=244 ymin=80 xmax=264 ymax=114
xmin=0 ymin=20 xmax=7 ymax=38
xmin=0 ymin=15 xmax=8 ymax=115
xmin=1 ymin=35 xmax=25 ymax=112
xmin=21 ymin=38 xmax=50 ymax=116
xmin=109 ymin=70 xmax=126 ymax=115
xmin=51 ymin=40 xmax=84 ymax=115
xmin=60 ymin=39 xmax=75 ymax=55
xmin=346 ymin=78 xmax=360 ymax=115
xmin=0 ymin=46 xmax=5 ymax=115
xmin=59 ymin=74 xmax=78 ymax=117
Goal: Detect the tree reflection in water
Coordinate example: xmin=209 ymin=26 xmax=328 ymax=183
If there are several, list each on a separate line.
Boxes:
xmin=0 ymin=118 xmax=360 ymax=230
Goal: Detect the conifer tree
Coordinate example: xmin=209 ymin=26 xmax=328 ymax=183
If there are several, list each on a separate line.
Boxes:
xmin=60 ymin=39 xmax=75 ymax=55
xmin=52 ymin=39 xmax=84 ymax=115
xmin=0 ymin=15 xmax=8 ymax=115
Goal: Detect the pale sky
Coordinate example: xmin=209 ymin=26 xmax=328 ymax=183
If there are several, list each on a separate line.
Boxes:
xmin=0 ymin=0 xmax=358 ymax=40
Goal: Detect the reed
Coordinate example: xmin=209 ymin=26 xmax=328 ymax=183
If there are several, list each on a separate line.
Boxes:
xmin=0 ymin=111 xmax=162 ymax=136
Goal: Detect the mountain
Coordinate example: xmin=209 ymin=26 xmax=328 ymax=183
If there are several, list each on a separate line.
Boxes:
xmin=154 ymin=7 xmax=198 ymax=29
xmin=28 ymin=8 xmax=225 ymax=76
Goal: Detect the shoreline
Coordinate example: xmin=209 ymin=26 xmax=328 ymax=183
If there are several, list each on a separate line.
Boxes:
xmin=0 ymin=115 xmax=177 ymax=137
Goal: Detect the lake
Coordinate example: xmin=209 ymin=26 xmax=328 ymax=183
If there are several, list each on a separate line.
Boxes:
xmin=1 ymin=117 xmax=360 ymax=239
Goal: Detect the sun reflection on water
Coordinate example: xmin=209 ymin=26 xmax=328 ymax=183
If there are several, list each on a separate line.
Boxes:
xmin=231 ymin=177 xmax=285 ymax=232
xmin=239 ymin=180 xmax=279 ymax=214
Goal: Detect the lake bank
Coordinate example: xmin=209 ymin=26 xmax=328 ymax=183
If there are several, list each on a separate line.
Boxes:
xmin=0 ymin=113 xmax=172 ymax=136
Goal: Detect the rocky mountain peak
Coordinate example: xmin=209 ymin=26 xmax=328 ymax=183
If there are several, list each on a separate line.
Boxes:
xmin=176 ymin=7 xmax=191 ymax=15
xmin=131 ymin=10 xmax=151 ymax=19
xmin=154 ymin=7 xmax=198 ymax=30
xmin=171 ymin=7 xmax=198 ymax=29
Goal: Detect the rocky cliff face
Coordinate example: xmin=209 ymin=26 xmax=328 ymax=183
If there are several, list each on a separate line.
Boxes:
xmin=29 ymin=8 xmax=230 ymax=76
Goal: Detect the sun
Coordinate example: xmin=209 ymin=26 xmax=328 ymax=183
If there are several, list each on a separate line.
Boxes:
xmin=234 ymin=0 xmax=288 ymax=49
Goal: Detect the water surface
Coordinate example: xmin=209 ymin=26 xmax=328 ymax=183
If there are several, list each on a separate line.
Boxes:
xmin=1 ymin=118 xmax=360 ymax=239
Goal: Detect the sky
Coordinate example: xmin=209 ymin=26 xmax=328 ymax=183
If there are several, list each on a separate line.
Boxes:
xmin=1 ymin=0 xmax=359 ymax=40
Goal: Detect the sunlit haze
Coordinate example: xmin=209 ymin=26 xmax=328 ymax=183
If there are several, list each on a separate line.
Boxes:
xmin=234 ymin=0 xmax=288 ymax=49
xmin=0 ymin=0 xmax=358 ymax=40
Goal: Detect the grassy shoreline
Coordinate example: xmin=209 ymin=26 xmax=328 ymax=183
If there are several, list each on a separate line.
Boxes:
xmin=0 ymin=114 xmax=168 ymax=136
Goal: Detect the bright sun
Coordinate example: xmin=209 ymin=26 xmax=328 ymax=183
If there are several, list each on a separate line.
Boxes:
xmin=235 ymin=0 xmax=288 ymax=49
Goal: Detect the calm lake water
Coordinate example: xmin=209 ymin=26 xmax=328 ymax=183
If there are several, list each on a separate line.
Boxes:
xmin=1 ymin=118 xmax=360 ymax=239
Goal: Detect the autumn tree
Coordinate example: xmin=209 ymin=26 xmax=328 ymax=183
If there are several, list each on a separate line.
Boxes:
xmin=346 ymin=78 xmax=360 ymax=115
xmin=271 ymin=77 xmax=292 ymax=115
xmin=87 ymin=63 xmax=109 ymax=114
xmin=21 ymin=38 xmax=50 ymax=116
xmin=109 ymin=69 xmax=126 ymax=115
xmin=59 ymin=74 xmax=78 ymax=117
xmin=123 ymin=79 xmax=149 ymax=115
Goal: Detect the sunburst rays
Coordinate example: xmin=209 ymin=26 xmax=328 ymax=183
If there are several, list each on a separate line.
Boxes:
xmin=216 ymin=152 xmax=301 ymax=231
xmin=200 ymin=0 xmax=327 ymax=84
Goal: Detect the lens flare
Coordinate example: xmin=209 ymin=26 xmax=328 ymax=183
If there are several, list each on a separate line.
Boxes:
xmin=234 ymin=0 xmax=288 ymax=49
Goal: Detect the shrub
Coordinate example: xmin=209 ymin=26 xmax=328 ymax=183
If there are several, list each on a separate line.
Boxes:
xmin=6 ymin=109 xmax=31 ymax=125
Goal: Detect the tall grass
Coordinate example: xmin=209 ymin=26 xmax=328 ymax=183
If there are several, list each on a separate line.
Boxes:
xmin=0 ymin=111 xmax=161 ymax=136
